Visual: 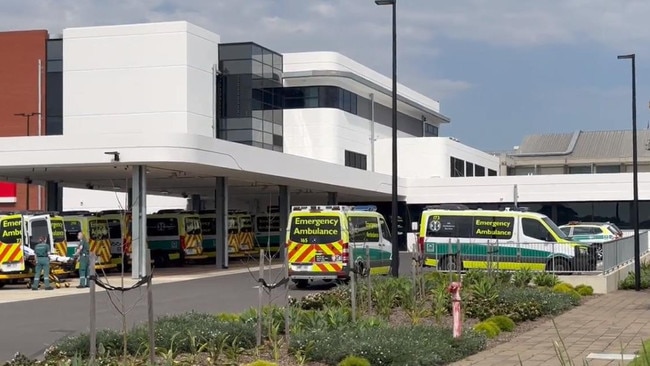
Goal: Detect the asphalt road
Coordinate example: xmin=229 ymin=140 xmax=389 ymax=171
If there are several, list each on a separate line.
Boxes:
xmin=0 ymin=252 xmax=415 ymax=362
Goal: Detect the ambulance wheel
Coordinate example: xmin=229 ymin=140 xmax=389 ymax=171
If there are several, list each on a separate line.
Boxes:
xmin=0 ymin=282 xmax=5 ymax=289
xmin=439 ymin=255 xmax=462 ymax=272
xmin=294 ymin=279 xmax=309 ymax=289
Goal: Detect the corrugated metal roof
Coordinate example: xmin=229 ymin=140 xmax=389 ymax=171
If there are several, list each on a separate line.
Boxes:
xmin=517 ymin=133 xmax=573 ymax=154
xmin=512 ymin=130 xmax=650 ymax=159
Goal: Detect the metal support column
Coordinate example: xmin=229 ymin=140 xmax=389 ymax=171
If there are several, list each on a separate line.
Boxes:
xmin=190 ymin=194 xmax=202 ymax=211
xmin=327 ymin=192 xmax=338 ymax=205
xmin=278 ymin=186 xmax=290 ymax=261
xmin=215 ymin=177 xmax=229 ymax=268
xmin=131 ymin=165 xmax=148 ymax=279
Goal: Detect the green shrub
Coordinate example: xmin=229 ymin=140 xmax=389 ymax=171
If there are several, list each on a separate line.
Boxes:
xmin=338 ymin=355 xmax=372 ymax=366
xmin=216 ymin=312 xmax=241 ymax=322
xmin=246 ymin=361 xmax=279 ymax=366
xmin=619 ymin=270 xmax=650 ymax=290
xmin=3 ymin=353 xmax=37 ymax=366
xmin=464 ymin=286 xmax=576 ymax=322
xmin=50 ymin=312 xmax=257 ymax=359
xmin=533 ymin=271 xmax=560 ymax=287
xmin=512 ymin=268 xmax=534 ymax=287
xmin=290 ymin=324 xmax=486 ymax=365
xmin=552 ymin=283 xmax=574 ymax=293
xmin=575 ymin=284 xmax=594 ymax=296
xmin=486 ymin=315 xmax=516 ymax=332
xmin=48 ymin=329 xmax=124 ymax=359
xmin=473 ymin=321 xmax=500 ymax=338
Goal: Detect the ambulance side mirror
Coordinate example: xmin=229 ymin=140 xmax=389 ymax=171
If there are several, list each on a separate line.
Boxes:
xmin=411 ymin=222 xmax=418 ymax=232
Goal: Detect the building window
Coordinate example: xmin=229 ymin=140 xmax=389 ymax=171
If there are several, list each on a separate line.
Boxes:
xmin=465 ymin=162 xmax=474 ymax=177
xmin=345 ymin=150 xmax=367 ymax=170
xmin=488 ymin=169 xmax=497 ymax=176
xmin=475 ymin=165 xmax=485 ymax=176
xmin=568 ymin=166 xmax=591 ymax=174
xmin=424 ymin=123 xmax=438 ymax=137
xmin=450 ymin=157 xmax=465 ymax=177
xmin=596 ymin=165 xmax=621 ymax=174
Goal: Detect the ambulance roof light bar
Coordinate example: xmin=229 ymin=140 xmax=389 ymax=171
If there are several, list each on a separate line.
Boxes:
xmin=352 ymin=205 xmax=377 ymax=212
xmin=291 ymin=205 xmax=354 ymax=212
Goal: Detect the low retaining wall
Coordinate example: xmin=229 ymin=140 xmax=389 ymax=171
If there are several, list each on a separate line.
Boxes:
xmin=559 ymin=251 xmax=650 ymax=294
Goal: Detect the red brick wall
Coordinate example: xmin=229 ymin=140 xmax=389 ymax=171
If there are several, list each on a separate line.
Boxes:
xmin=0 ymin=30 xmax=49 ymax=211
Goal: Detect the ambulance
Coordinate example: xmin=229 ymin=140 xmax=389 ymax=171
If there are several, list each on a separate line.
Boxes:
xmin=61 ymin=211 xmax=116 ymax=271
xmin=199 ymin=210 xmax=257 ymax=259
xmin=415 ymin=206 xmax=597 ymax=272
xmin=286 ymin=205 xmax=393 ymax=289
xmin=0 ymin=213 xmax=54 ymax=288
xmin=99 ymin=210 xmax=132 ymax=269
xmin=254 ymin=206 xmax=282 ymax=254
xmin=147 ymin=209 xmax=204 ymax=267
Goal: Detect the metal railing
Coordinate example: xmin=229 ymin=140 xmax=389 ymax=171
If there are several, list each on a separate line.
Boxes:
xmin=422 ymin=238 xmax=599 ymax=274
xmin=601 ymin=230 xmax=649 ymax=274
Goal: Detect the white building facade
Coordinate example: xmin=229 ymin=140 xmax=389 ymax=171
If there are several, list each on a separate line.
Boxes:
xmin=52 ymin=20 xmax=498 ymax=213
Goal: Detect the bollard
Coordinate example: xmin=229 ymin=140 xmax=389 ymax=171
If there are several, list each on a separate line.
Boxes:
xmin=447 ymin=281 xmax=462 ymax=339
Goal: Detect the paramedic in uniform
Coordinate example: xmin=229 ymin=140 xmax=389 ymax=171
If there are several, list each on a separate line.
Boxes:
xmin=31 ymin=235 xmax=54 ymax=291
xmin=74 ymin=232 xmax=90 ymax=288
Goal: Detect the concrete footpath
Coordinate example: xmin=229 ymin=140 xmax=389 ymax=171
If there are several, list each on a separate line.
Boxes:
xmin=0 ymin=263 xmax=284 ymax=304
xmin=451 ymin=290 xmax=650 ymax=366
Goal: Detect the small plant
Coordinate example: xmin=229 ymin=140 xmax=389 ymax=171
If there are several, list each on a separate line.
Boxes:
xmin=473 ymin=321 xmax=501 ymax=339
xmin=338 ymin=355 xmax=372 ymax=366
xmin=533 ymin=271 xmax=560 ymax=287
xmin=246 ymin=361 xmax=279 ymax=366
xmin=216 ymin=312 xmax=241 ymax=322
xmin=485 ymin=315 xmax=516 ymax=332
xmin=512 ymin=268 xmax=534 ymax=287
xmin=552 ymin=283 xmax=574 ymax=293
xmin=430 ymin=284 xmax=451 ymax=325
xmin=575 ymin=284 xmax=594 ymax=296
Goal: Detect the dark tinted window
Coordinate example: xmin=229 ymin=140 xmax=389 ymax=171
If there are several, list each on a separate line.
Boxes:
xmin=426 ymin=215 xmax=473 ymax=237
xmin=349 ymin=216 xmax=380 ymax=243
xmin=0 ymin=217 xmax=22 ymax=244
xmin=289 ymin=215 xmax=341 ymax=244
xmin=51 ymin=220 xmax=66 ymax=242
xmin=200 ymin=218 xmax=216 ymax=236
xmin=147 ymin=218 xmax=179 ymax=236
xmin=475 ymin=165 xmax=486 ymax=176
xmin=472 ymin=216 xmax=514 ymax=239
xmin=106 ymin=219 xmax=122 ymax=239
xmin=184 ymin=217 xmax=202 ymax=235
xmin=522 ymin=218 xmax=553 ymax=241
xmin=256 ymin=215 xmax=281 ymax=232
xmin=345 ymin=150 xmax=367 ymax=170
xmin=89 ymin=220 xmax=109 ymax=240
xmin=64 ymin=220 xmax=81 ymax=242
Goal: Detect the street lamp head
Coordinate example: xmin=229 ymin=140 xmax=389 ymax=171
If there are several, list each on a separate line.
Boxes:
xmin=375 ymin=0 xmax=395 ymax=5
xmin=618 ymin=54 xmax=635 ymax=60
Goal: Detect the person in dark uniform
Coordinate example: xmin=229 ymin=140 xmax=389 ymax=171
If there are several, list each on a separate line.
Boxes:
xmin=74 ymin=232 xmax=90 ymax=288
xmin=32 ymin=235 xmax=53 ymax=291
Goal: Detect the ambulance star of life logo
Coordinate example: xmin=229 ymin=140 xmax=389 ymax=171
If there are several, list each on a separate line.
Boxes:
xmin=429 ymin=220 xmax=442 ymax=232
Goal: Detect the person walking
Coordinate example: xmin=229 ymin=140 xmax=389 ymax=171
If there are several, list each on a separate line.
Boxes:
xmin=74 ymin=231 xmax=90 ymax=288
xmin=31 ymin=235 xmax=53 ymax=291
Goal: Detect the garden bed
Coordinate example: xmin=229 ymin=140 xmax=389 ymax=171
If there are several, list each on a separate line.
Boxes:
xmin=4 ymin=269 xmax=596 ymax=366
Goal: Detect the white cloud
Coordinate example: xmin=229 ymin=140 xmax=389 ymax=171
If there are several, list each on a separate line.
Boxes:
xmin=6 ymin=0 xmax=648 ymax=104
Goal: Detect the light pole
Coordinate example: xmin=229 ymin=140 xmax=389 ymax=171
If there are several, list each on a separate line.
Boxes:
xmin=375 ymin=0 xmax=399 ymax=277
xmin=617 ymin=53 xmax=641 ymax=291
xmin=14 ymin=112 xmax=40 ymax=211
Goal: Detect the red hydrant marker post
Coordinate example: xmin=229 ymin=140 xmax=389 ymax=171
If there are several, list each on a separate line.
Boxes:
xmin=447 ymin=281 xmax=462 ymax=339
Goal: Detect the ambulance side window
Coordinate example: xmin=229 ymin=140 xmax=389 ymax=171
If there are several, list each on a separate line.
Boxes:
xmin=379 ymin=217 xmax=391 ymax=241
xmin=64 ymin=220 xmax=81 ymax=242
xmin=522 ymin=218 xmax=553 ymax=242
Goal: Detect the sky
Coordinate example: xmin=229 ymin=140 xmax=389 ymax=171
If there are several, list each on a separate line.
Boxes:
xmin=1 ymin=0 xmax=649 ymax=152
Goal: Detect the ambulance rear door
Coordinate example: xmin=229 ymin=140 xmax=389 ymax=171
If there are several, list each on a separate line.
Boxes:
xmin=26 ymin=215 xmax=54 ymax=252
